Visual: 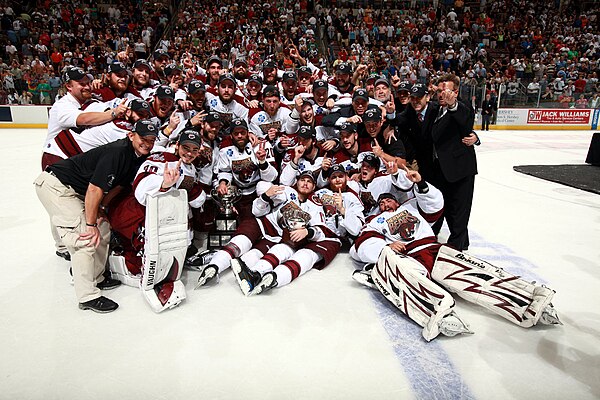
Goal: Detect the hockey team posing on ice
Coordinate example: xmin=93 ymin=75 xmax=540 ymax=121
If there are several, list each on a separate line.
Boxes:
xmin=34 ymin=56 xmax=560 ymax=341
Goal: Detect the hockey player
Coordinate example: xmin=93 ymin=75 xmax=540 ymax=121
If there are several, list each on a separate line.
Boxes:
xmin=314 ymin=164 xmax=364 ymax=244
xmin=248 ymin=85 xmax=292 ymax=142
xmin=205 ymin=73 xmax=249 ymax=130
xmin=231 ymin=170 xmax=342 ymax=296
xmin=215 ymin=119 xmax=277 ymax=220
xmin=108 ymin=129 xmax=207 ymax=281
xmin=350 ymin=167 xmax=560 ymax=341
xmin=92 ymin=62 xmax=130 ymax=102
xmin=354 ymin=154 xmax=410 ymax=216
xmin=280 ymin=126 xmax=325 ymax=186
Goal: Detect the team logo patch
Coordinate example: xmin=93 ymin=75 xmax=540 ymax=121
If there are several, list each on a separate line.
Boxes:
xmin=227 ymin=149 xmax=234 ymax=157
xmin=257 ymin=113 xmax=267 ymax=123
xmin=231 ymin=157 xmax=257 ymax=183
xmin=279 ymin=201 xmax=311 ymax=225
xmin=210 ymin=98 xmax=218 ymax=107
xmin=360 ymin=191 xmax=377 ymax=211
xmin=386 ymin=210 xmax=420 ymax=240
xmin=197 ymin=145 xmax=213 ymax=167
xmin=259 ymin=120 xmax=282 ymax=135
xmin=318 ymin=193 xmax=337 ymax=216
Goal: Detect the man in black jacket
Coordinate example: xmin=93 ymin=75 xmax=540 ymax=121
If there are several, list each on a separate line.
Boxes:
xmin=480 ymin=93 xmax=495 ymax=131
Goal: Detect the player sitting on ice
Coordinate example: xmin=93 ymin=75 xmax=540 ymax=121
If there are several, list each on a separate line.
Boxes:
xmin=350 ymin=166 xmax=561 ymax=341
xmin=230 ymin=170 xmax=342 ymax=296
xmin=314 ymin=164 xmax=364 ymax=246
xmin=108 ymin=129 xmax=206 ymax=302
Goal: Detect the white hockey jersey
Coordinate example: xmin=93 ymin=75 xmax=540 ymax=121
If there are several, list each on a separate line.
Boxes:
xmin=248 ymin=106 xmax=292 ymax=139
xmin=205 ymin=92 xmax=249 ymax=125
xmin=314 ymin=186 xmax=365 ymax=238
xmin=217 ymin=141 xmax=277 ymax=195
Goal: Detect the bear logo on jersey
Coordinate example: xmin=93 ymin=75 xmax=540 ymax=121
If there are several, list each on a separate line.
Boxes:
xmin=231 ymin=157 xmax=257 ymax=183
xmin=386 ymin=210 xmax=419 ymax=240
xmin=196 ymin=145 xmax=213 ymax=168
xmin=360 ymin=191 xmax=377 ymax=212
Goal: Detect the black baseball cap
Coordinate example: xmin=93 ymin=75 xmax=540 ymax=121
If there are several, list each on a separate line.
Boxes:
xmin=108 ymin=62 xmax=127 ymax=74
xmin=155 ymin=85 xmax=175 ymax=100
xmin=375 ymin=77 xmax=390 ymax=88
xmin=398 ymin=81 xmax=411 ymax=92
xmin=206 ymin=55 xmax=222 ymax=68
xmin=132 ymin=120 xmax=159 ymax=137
xmin=298 ymin=170 xmax=316 ymax=183
xmin=62 ymin=67 xmax=93 ymax=83
xmin=263 ymin=85 xmax=280 ymax=98
xmin=153 ymin=49 xmax=169 ymax=60
xmin=336 ymin=63 xmax=352 ymax=74
xmin=366 ymin=73 xmax=379 ymax=83
xmin=297 ymin=66 xmax=311 ymax=76
xmin=362 ymin=107 xmax=382 ymax=123
xmin=362 ymin=153 xmax=381 ymax=169
xmin=248 ymin=74 xmax=263 ymax=86
xmin=297 ymin=125 xmax=316 ymax=139
xmin=234 ymin=58 xmax=248 ymax=66
xmin=218 ymin=73 xmax=236 ymax=86
xmin=377 ymin=192 xmax=398 ymax=204
xmin=178 ymin=129 xmax=201 ymax=146
xmin=134 ymin=59 xmax=152 ymax=71
xmin=329 ymin=164 xmax=347 ymax=176
xmin=205 ymin=111 xmax=223 ymax=124
xmin=164 ymin=63 xmax=183 ymax=76
xmin=263 ymin=60 xmax=277 ymax=69
xmin=313 ymin=80 xmax=327 ymax=92
xmin=230 ymin=119 xmax=248 ymax=131
xmin=339 ymin=122 xmax=357 ymax=133
xmin=410 ymin=83 xmax=428 ymax=97
xmin=129 ymin=99 xmax=151 ymax=113
xmin=352 ymin=88 xmax=369 ymax=102
xmin=188 ymin=80 xmax=206 ymax=94
xmin=283 ymin=71 xmax=297 ymax=82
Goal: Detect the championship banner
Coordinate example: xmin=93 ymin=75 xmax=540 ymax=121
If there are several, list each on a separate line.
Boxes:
xmin=527 ymin=109 xmax=592 ymax=125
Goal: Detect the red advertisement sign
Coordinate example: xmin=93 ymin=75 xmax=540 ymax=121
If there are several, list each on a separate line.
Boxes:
xmin=527 ymin=109 xmax=591 ymax=124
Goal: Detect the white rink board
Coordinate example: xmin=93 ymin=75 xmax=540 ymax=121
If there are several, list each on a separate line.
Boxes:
xmin=0 ymin=129 xmax=598 ymax=400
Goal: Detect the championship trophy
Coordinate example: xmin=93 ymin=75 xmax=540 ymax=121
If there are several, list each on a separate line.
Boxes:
xmin=280 ymin=207 xmax=311 ymax=249
xmin=208 ymin=186 xmax=241 ymax=249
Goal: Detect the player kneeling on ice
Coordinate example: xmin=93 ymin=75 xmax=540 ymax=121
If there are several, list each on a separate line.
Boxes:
xmin=108 ymin=129 xmax=207 ymax=312
xmin=350 ymin=166 xmax=561 ymax=341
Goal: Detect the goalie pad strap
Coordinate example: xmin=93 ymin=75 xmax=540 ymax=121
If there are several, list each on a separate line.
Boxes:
xmin=372 ymin=247 xmax=457 ymax=341
xmin=432 ymin=246 xmax=555 ymax=327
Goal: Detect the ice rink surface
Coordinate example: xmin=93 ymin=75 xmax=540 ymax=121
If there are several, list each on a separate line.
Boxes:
xmin=1 ymin=128 xmax=599 ymax=400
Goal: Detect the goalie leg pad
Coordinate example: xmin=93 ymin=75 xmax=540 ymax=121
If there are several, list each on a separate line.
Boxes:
xmin=108 ymin=254 xmax=141 ymax=287
xmin=372 ymin=247 xmax=464 ymax=341
xmin=432 ymin=245 xmax=557 ymax=327
xmin=141 ymin=190 xmax=189 ymax=313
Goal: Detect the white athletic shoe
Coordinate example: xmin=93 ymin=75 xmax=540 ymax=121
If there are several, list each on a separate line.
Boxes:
xmin=194 ymin=264 xmax=219 ymax=289
xmin=438 ymin=312 xmax=474 ymax=337
xmin=352 ymin=270 xmax=376 ymax=289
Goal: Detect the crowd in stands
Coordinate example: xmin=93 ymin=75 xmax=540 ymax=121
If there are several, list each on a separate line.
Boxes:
xmin=0 ymin=0 xmax=598 ymax=110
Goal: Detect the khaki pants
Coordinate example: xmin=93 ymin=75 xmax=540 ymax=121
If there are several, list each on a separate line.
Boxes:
xmin=34 ymin=172 xmax=111 ymax=303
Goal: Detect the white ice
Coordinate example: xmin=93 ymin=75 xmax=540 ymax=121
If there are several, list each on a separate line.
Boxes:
xmin=0 ymin=128 xmax=598 ymax=400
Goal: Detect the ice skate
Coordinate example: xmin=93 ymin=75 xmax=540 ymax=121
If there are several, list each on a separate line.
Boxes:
xmin=438 ymin=311 xmax=474 ymax=337
xmin=194 ymin=264 xmax=219 ymax=289
xmin=232 ymin=257 xmax=274 ymax=296
xmin=352 ymin=270 xmax=376 ymax=289
xmin=539 ymin=304 xmax=562 ymax=325
xmin=186 ymin=248 xmax=216 ymax=271
xmin=247 ymin=271 xmax=277 ymax=296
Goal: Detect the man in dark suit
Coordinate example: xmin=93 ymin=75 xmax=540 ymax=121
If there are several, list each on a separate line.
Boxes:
xmin=481 ymin=93 xmax=495 ymax=131
xmin=428 ymin=74 xmax=477 ymax=250
xmin=396 ymin=77 xmax=478 ymax=251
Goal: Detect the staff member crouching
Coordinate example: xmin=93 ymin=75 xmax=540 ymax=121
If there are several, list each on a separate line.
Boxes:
xmin=34 ymin=120 xmax=159 ymax=313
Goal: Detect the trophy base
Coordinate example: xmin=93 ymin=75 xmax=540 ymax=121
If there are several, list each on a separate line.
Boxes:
xmin=207 ymin=214 xmax=239 ymax=250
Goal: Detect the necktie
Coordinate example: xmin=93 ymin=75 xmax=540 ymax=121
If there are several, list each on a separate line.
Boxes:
xmin=417 ymin=112 xmax=424 ymax=122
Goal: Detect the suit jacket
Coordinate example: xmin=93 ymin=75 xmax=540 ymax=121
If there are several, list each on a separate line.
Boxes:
xmin=430 ymin=100 xmax=477 ymax=183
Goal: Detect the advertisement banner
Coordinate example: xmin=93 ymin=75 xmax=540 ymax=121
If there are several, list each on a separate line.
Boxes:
xmin=526 ymin=109 xmax=591 ymax=125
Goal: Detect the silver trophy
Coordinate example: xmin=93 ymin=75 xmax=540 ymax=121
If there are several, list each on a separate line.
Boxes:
xmin=208 ymin=185 xmax=242 ymax=249
xmin=280 ymin=207 xmax=311 ymax=248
